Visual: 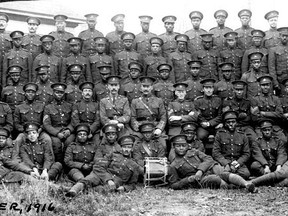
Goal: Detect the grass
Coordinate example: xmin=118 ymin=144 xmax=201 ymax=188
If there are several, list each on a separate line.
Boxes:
xmin=0 ymin=180 xmax=287 ymax=216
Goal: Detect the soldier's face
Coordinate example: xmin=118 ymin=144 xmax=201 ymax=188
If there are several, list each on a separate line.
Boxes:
xmin=202 ymin=41 xmax=212 ymax=50
xmin=12 ymin=37 xmax=22 ymax=48
xmin=114 ymin=21 xmax=124 ymax=32
xmin=123 ymin=39 xmax=133 ymax=49
xmin=0 ymin=20 xmax=7 ymax=30
xmin=164 ymin=22 xmax=174 ymax=33
xmin=108 ymin=83 xmax=120 ymax=94
xmin=191 ymin=18 xmax=201 ymax=29
xmin=175 ymin=90 xmax=186 ymax=100
xmin=159 ymin=70 xmax=170 ymax=80
xmin=141 ymin=22 xmax=149 ymax=32
xmin=251 ymin=59 xmax=261 ymax=70
xmin=71 ymin=71 xmax=81 ymax=82
xmin=252 ymin=37 xmax=262 ymax=47
xmin=28 ymin=23 xmax=38 ymax=34
xmin=129 ymin=69 xmax=140 ymax=79
xmin=174 ymin=143 xmax=189 ymax=156
xmin=82 ymin=88 xmax=93 ymax=99
xmin=262 ymin=127 xmax=272 ymax=139
xmin=177 ymin=41 xmax=186 ymax=52
xmin=0 ymin=136 xmax=7 ymax=148
xmin=39 ymin=74 xmax=49 ymax=82
xmin=141 ymin=84 xmax=153 ymax=95
xmin=226 ymin=38 xmax=236 ymax=48
xmin=77 ymin=131 xmax=88 ymax=143
xmin=222 ymin=70 xmax=232 ymax=80
xmin=87 ymin=19 xmax=96 ymax=29
xmin=203 ymin=86 xmax=214 ymax=96
xmin=95 ymin=43 xmax=106 ymax=54
xmin=142 ymin=131 xmax=153 ymax=141
xmin=27 ymin=130 xmax=39 ymax=143
xmin=151 ymin=44 xmax=161 ymax=54
xmin=225 ymin=119 xmax=237 ymax=132
xmin=216 ymin=16 xmax=226 ymax=26
xmin=184 ymin=131 xmax=196 ymax=141
xmin=240 ymin=16 xmax=250 ymax=27
xmin=56 ymin=21 xmax=66 ymax=31
xmin=106 ymin=132 xmax=117 ymax=144
xmin=122 ymin=144 xmax=133 ymax=157
xmin=280 ymin=34 xmax=288 ymax=45
xmin=260 ymin=83 xmax=271 ymax=94
xmin=25 ymin=90 xmax=36 ymax=101
xmin=234 ymin=88 xmax=244 ymax=99
xmin=10 ymin=73 xmax=20 ymax=83
xmin=190 ymin=67 xmax=200 ymax=77
xmin=268 ymin=17 xmax=278 ymax=29
xmin=53 ymin=90 xmax=65 ymax=101
xmin=42 ymin=41 xmax=53 ymax=52
xmin=70 ymin=43 xmax=81 ymax=54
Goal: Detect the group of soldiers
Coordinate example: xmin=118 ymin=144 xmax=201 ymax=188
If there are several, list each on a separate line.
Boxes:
xmin=1 ymin=8 xmax=288 ymax=197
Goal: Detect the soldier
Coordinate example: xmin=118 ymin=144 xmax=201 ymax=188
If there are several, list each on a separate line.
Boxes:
xmin=64 ymin=123 xmax=100 ymax=197
xmin=78 ymin=13 xmax=104 ymax=57
xmin=250 ymin=119 xmax=287 ymax=177
xmin=133 ymin=123 xmax=165 ymax=175
xmin=114 ymin=32 xmax=142 ymax=84
xmin=43 ymin=83 xmax=74 ymax=163
xmin=0 ymin=13 xmax=12 ymax=85
xmin=61 ymin=37 xmax=91 ymax=84
xmin=250 ymin=75 xmax=286 ymax=142
xmin=184 ymin=60 xmax=203 ymax=101
xmin=35 ymin=65 xmax=54 ymax=104
xmin=241 ymin=51 xmax=265 ymax=99
xmin=168 ymin=34 xmax=191 ymax=83
xmin=89 ymin=37 xmax=114 ymax=83
xmin=65 ymin=64 xmax=83 ymax=104
xmin=23 ymin=17 xmax=42 ymax=60
xmin=93 ymin=64 xmax=111 ymax=102
xmin=264 ymin=10 xmax=280 ymax=49
xmin=106 ymin=14 xmax=126 ymax=56
xmin=222 ymin=80 xmax=256 ymax=143
xmin=167 ymin=82 xmax=197 ymax=137
xmin=99 ymin=75 xmax=131 ymax=137
xmin=71 ymin=81 xmax=100 ymax=146
xmin=280 ymin=77 xmax=288 ymax=137
xmin=121 ymin=62 xmax=142 ymax=103
xmin=153 ymin=63 xmax=174 ymax=108
xmin=130 ymin=76 xmax=167 ymax=147
xmin=242 ymin=30 xmax=268 ymax=74
xmin=3 ymin=31 xmax=33 ymax=86
xmin=1 ymin=65 xmax=25 ymax=113
xmin=268 ymin=27 xmax=288 ymax=95
xmin=134 ymin=16 xmax=157 ymax=58
xmin=212 ymin=110 xmax=251 ymax=179
xmin=0 ymin=95 xmax=13 ymax=134
xmin=143 ymin=37 xmax=167 ymax=81
xmin=194 ymin=78 xmax=222 ymax=154
xmin=192 ymin=33 xmax=219 ymax=80
xmin=235 ymin=9 xmax=254 ymax=50
xmin=159 ymin=15 xmax=179 ymax=58
xmin=181 ymin=122 xmax=204 ymax=152
xmin=32 ymin=35 xmax=62 ymax=83
xmin=209 ymin=10 xmax=233 ymax=51
xmin=93 ymin=135 xmax=139 ymax=192
xmin=20 ymin=122 xmax=62 ymax=181
xmin=49 ymin=14 xmax=74 ymax=59
xmin=185 ymin=11 xmax=207 ymax=53
xmin=214 ymin=62 xmax=234 ymax=99
xmin=219 ymin=31 xmax=244 ymax=80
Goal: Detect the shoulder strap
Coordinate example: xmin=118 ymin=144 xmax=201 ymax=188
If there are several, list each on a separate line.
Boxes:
xmin=139 ymin=97 xmax=154 ymax=115
xmin=142 ymin=142 xmax=153 ymax=157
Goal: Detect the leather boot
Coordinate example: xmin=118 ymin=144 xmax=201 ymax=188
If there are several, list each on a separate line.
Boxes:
xmin=65 ymin=182 xmax=85 ymax=197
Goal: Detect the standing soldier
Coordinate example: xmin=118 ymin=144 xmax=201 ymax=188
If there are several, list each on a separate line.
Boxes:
xmin=235 ymin=9 xmax=254 ymax=51
xmin=93 ymin=64 xmax=111 ymax=102
xmin=134 ymin=15 xmax=157 ymax=58
xmin=214 ymin=62 xmax=234 ymax=100
xmin=3 ymin=31 xmax=33 ymax=86
xmin=114 ymin=32 xmax=142 ymax=84
xmin=71 ymin=82 xmax=100 ymax=146
xmin=159 ymin=15 xmax=179 ymax=58
xmin=23 ymin=17 xmax=42 ymax=60
xmin=65 ymin=64 xmax=83 ymax=104
xmin=192 ymin=33 xmax=219 ymax=80
xmin=78 ymin=13 xmax=104 ymax=57
xmin=143 ymin=37 xmax=167 ymax=81
xmin=219 ymin=31 xmax=243 ymax=80
xmin=264 ymin=10 xmax=280 ymax=49
xmin=185 ymin=11 xmax=206 ymax=53
xmin=32 ymin=35 xmax=62 ymax=83
xmin=209 ymin=10 xmax=232 ymax=51
xmin=99 ymin=75 xmax=131 ymax=137
xmin=106 ymin=14 xmax=126 ymax=56
xmin=43 ymin=83 xmax=74 ymax=163
xmin=89 ymin=37 xmax=114 ymax=83
xmin=61 ymin=37 xmax=91 ymax=83
xmin=242 ymin=30 xmax=268 ymax=74
xmin=49 ymin=15 xmax=74 ymax=59
xmin=168 ymin=34 xmax=191 ymax=83
xmin=35 ymin=65 xmax=54 ymax=104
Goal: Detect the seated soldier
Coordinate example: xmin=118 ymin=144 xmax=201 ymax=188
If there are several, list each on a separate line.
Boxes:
xmin=212 ymin=110 xmax=251 ymax=180
xmin=65 ymin=123 xmax=100 ymax=197
xmin=133 ymin=123 xmax=166 ymax=175
xmin=251 ymin=119 xmax=287 ymax=177
xmin=93 ymin=135 xmax=139 ymax=193
xmin=19 ymin=122 xmax=62 ymax=181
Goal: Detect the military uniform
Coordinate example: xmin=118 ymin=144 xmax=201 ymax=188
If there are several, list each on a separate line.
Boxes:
xmin=263 ymin=11 xmax=280 ymax=49
xmin=235 ymin=10 xmax=254 ymax=50
xmin=121 ymin=78 xmax=142 ymax=103
xmin=144 ymin=55 xmax=167 ymax=81
xmin=0 ymin=102 xmax=13 ymax=133
xmin=153 ymin=79 xmax=174 ymax=108
xmin=65 ymin=82 xmax=82 ymax=104
xmin=35 ymin=71 xmax=54 ymax=105
xmin=158 ymin=32 xmax=179 ymax=58
xmin=93 ymin=80 xmax=110 ymax=102
xmin=22 ymin=34 xmax=42 ymax=61
xmin=1 ymin=84 xmax=25 ymax=113
xmin=215 ymin=80 xmax=234 ymax=99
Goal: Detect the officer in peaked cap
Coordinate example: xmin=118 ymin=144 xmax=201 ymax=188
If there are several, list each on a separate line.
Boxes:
xmin=118 ymin=135 xmax=135 ymax=146
xmin=200 ymin=78 xmax=216 ymax=86
xmin=26 ymin=16 xmax=41 ymax=25
xmin=265 ymin=10 xmax=279 ymax=20
xmin=24 ymin=17 xmax=42 ymax=59
xmin=149 ymin=37 xmax=163 ymax=46
xmin=79 ymin=81 xmax=94 ymax=91
xmin=139 ymin=76 xmax=156 ymax=85
xmin=107 ymin=75 xmax=121 ymax=84
xmin=264 ymin=10 xmax=280 ymax=49
xmin=111 ymin=14 xmax=125 ymax=23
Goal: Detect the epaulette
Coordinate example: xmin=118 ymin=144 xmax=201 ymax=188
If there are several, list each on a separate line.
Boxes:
xmin=194 ymin=95 xmax=204 ymax=100
xmin=218 ymin=128 xmax=227 ymax=133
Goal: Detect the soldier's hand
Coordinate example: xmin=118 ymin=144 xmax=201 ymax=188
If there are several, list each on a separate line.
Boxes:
xmin=169 ymin=116 xmax=182 ymax=121
xmin=260 ymin=111 xmax=266 ymax=117
xmin=224 ymin=164 xmax=231 ymax=172
xmin=109 ymin=120 xmax=118 ymax=125
xmin=57 ymin=132 xmax=65 ymax=139
xmin=40 ymin=169 xmax=49 ymax=181
xmin=195 ymin=170 xmax=203 ymax=181
xmin=250 ymin=107 xmax=259 ymax=114
xmin=31 ymin=168 xmax=40 ymax=179
xmin=264 ymin=165 xmax=271 ymax=174
xmin=107 ymin=180 xmax=116 ymax=191
xmin=188 ymin=175 xmax=195 ymax=183
xmin=200 ymin=122 xmax=210 ymax=128
xmin=215 ymin=123 xmax=223 ymax=129
xmin=276 ymin=165 xmax=282 ymax=172
xmin=116 ymin=186 xmax=125 ymax=192
xmin=37 ymin=127 xmax=42 ymax=134
xmin=63 ymin=129 xmax=71 ymax=138
xmin=88 ymin=133 xmax=93 ymax=139
xmin=117 ymin=123 xmax=124 ymax=130
xmin=154 ymin=128 xmax=162 ymax=136
xmin=284 ymin=113 xmax=288 ymax=119
xmin=82 ymin=163 xmax=92 ymax=172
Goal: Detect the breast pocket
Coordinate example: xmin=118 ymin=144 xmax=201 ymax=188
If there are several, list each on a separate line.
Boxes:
xmin=0 ymin=113 xmax=6 ymax=124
